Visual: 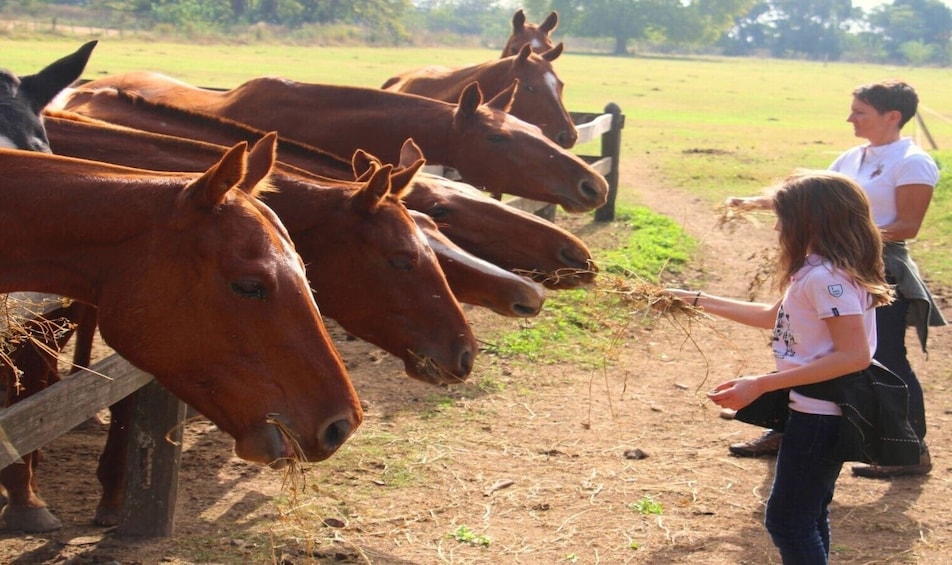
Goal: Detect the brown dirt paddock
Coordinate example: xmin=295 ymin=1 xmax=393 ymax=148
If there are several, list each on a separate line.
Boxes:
xmin=1 ymin=158 xmax=950 ymax=564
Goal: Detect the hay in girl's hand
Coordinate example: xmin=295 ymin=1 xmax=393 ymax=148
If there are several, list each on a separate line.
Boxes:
xmin=598 ymin=276 xmax=709 ymax=320
xmin=714 ymin=203 xmax=763 ymax=233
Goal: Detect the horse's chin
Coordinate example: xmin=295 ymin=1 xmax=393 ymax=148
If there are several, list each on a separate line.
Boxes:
xmin=404 ymin=357 xmax=468 ymax=386
xmin=233 ymin=423 xmax=297 ymax=467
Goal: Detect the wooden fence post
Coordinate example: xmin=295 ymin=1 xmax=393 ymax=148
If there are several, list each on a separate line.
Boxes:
xmin=594 ymin=102 xmax=624 ymax=222
xmin=116 ymin=379 xmax=186 ymax=538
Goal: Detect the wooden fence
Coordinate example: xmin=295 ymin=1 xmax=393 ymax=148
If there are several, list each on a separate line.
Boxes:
xmin=0 ymin=349 xmax=185 ymax=537
xmin=0 ymin=102 xmax=624 ymax=539
xmin=505 ymin=102 xmax=625 ymax=222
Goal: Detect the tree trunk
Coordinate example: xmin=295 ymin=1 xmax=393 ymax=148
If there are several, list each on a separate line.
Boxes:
xmin=614 ymin=35 xmax=629 ymax=55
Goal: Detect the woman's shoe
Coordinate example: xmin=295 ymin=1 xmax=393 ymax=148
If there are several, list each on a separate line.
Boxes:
xmin=728 ymin=430 xmax=782 ymax=457
xmin=851 ymin=449 xmax=932 ymax=479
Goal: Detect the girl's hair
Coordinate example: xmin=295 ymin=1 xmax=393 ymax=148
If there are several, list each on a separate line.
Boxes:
xmin=772 ymin=170 xmax=894 ymax=308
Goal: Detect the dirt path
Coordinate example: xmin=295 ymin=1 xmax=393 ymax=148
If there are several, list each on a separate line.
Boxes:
xmin=1 ymin=156 xmax=950 ymax=564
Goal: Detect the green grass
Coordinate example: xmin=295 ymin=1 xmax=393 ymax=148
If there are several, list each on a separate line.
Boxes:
xmin=484 ymin=203 xmax=693 ymax=363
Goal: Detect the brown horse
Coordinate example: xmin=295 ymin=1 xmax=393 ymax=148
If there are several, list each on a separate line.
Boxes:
xmin=410 ymin=210 xmax=545 ymax=317
xmin=67 ymin=72 xmax=608 ymax=212
xmin=501 ymin=9 xmax=558 ymax=57
xmin=359 ymin=140 xmax=599 ymax=290
xmin=54 ymin=87 xmax=599 ymax=284
xmin=381 ymin=43 xmax=577 ymax=148
xmin=0 ymin=146 xmax=362 ymax=527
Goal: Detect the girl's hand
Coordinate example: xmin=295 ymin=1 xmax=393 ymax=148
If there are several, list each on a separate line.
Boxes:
xmin=723 ymin=196 xmax=770 ymax=211
xmin=707 ymin=376 xmax=766 ymax=410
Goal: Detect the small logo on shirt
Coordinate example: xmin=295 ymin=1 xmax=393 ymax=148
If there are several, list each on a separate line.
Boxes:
xmin=870 ymin=163 xmax=884 ymax=179
xmin=828 ymin=284 xmax=844 ymax=298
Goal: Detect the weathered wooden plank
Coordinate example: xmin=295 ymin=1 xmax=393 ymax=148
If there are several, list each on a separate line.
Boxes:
xmin=574 ymin=112 xmax=613 ymax=145
xmin=117 ymin=380 xmax=186 ymax=538
xmin=0 ymin=354 xmax=153 ymax=468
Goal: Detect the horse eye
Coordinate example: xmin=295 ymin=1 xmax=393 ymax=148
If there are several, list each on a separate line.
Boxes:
xmin=525 ymin=85 xmax=536 ymax=93
xmin=231 ymin=280 xmax=266 ymax=299
xmin=389 ymin=255 xmax=414 ymax=272
xmin=487 ymin=133 xmax=507 ymax=143
xmin=427 ymin=206 xmax=450 ymax=220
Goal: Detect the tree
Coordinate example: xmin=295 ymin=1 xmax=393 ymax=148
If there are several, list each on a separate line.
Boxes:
xmin=547 ymin=0 xmax=757 ymax=55
xmin=720 ymin=0 xmax=857 ymax=60
xmin=869 ymin=0 xmax=952 ymax=64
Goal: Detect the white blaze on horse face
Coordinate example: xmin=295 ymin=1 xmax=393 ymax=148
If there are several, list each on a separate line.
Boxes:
xmin=531 ymin=38 xmax=546 ymax=51
xmin=544 ymin=71 xmax=559 ymax=101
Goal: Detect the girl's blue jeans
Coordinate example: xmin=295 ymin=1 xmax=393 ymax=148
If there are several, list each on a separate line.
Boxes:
xmin=765 ymin=411 xmax=843 ymax=564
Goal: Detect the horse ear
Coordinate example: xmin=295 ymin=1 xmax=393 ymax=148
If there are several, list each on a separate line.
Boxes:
xmin=486 ymin=80 xmax=516 ymax=114
xmin=541 ymin=42 xmax=564 ymax=62
xmin=390 ymin=158 xmax=425 ymax=201
xmin=541 ymin=11 xmax=559 ymax=34
xmin=352 ymin=148 xmax=378 ymax=179
xmin=517 ymin=43 xmax=532 ymax=63
xmin=399 ymin=138 xmax=425 ymax=167
xmin=242 ymin=132 xmax=277 ymax=194
xmin=455 ymin=82 xmax=484 ymax=119
xmin=511 ymin=9 xmax=527 ymax=31
xmin=181 ymin=142 xmax=248 ymax=210
xmin=357 ymin=163 xmax=393 ymax=212
xmin=18 ymin=40 xmax=97 ymax=113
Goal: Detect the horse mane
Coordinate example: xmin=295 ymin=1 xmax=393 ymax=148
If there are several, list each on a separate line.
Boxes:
xmin=111 ymin=88 xmax=354 ymax=174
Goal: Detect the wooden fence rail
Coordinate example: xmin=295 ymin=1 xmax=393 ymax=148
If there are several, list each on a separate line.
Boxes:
xmin=0 ymin=350 xmax=185 ymax=537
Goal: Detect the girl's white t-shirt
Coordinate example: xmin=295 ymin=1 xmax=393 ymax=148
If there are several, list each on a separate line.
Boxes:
xmin=829 ymin=137 xmax=939 ymax=227
xmin=772 ymin=256 xmax=877 ymax=414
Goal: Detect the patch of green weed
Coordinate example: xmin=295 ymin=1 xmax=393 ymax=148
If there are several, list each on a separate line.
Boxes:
xmin=630 ymin=496 xmax=664 ymax=515
xmin=450 ymin=525 xmax=492 ymax=546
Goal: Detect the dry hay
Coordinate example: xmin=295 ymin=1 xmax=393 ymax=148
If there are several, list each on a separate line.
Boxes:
xmin=713 ymin=203 xmax=772 ymax=234
xmin=0 ymin=293 xmax=76 ymax=391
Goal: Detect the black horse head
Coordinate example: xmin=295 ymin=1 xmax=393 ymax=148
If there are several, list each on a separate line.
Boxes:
xmin=0 ymin=40 xmax=97 ymax=152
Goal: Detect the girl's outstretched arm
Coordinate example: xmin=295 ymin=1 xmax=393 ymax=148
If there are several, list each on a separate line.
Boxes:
xmin=666 ymin=289 xmax=780 ymax=330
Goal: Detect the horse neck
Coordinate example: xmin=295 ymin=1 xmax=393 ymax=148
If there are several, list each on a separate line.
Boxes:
xmin=224 ymin=81 xmax=455 ymax=165
xmin=46 ymin=115 xmax=229 ymax=172
xmin=442 ymin=61 xmax=509 ymax=95
xmin=0 ymin=156 xmax=171 ymax=301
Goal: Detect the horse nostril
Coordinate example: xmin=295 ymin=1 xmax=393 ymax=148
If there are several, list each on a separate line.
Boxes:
xmin=581 ymin=181 xmax=602 ymax=201
xmin=514 ymin=304 xmax=540 ymax=317
xmin=558 ymin=130 xmax=577 ymax=149
xmin=459 ymin=348 xmax=474 ymax=378
xmin=321 ymin=418 xmax=352 ymax=452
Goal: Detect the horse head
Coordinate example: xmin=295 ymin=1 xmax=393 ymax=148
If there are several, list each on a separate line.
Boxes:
xmin=0 ymin=40 xmax=96 ymax=152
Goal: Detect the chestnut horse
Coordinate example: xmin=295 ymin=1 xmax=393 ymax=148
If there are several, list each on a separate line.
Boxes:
xmin=358 ymin=140 xmax=598 ymax=290
xmin=0 ymin=146 xmax=362 ymax=527
xmin=68 ymin=72 xmax=608 ymax=212
xmin=501 ymin=9 xmax=558 ymax=57
xmin=381 ymin=43 xmax=577 ymax=148
xmin=408 ymin=210 xmax=546 ymax=316
xmin=55 ymin=88 xmax=598 ymax=285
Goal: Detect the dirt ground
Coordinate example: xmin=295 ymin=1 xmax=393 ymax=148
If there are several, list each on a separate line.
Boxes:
xmin=1 ymin=158 xmax=950 ymax=564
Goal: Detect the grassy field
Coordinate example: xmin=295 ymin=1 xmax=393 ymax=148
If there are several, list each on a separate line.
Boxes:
xmin=3 ymin=37 xmax=950 ymax=284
